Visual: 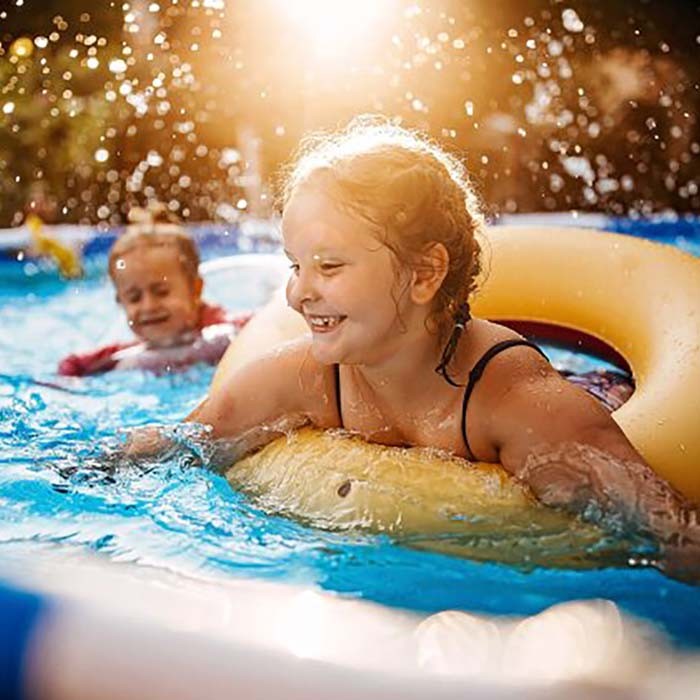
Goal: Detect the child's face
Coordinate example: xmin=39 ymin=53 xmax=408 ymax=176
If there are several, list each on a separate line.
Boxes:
xmin=283 ymin=187 xmax=415 ymax=366
xmin=112 ymin=245 xmax=203 ymax=347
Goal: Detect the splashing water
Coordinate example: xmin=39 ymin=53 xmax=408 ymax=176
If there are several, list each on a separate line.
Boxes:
xmin=1 ymin=2 xmax=697 ymax=226
xmin=1 ymin=252 xmax=699 ymax=648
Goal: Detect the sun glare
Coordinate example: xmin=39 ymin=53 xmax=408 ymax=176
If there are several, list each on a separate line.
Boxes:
xmin=278 ymin=0 xmax=394 ymax=59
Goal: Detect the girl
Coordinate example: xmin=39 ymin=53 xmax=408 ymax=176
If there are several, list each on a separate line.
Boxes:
xmin=173 ymin=118 xmax=697 ymax=574
xmin=59 ymin=205 xmax=250 ymax=376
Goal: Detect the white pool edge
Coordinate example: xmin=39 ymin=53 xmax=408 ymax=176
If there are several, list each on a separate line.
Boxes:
xmin=2 ymin=542 xmax=699 ymax=700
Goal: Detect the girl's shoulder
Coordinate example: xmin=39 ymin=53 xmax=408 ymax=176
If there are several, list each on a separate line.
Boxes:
xmin=244 ymin=334 xmax=331 ymax=387
xmin=209 ymin=335 xmax=339 ymax=431
xmin=454 ymin=318 xmax=560 ymax=426
xmin=457 ymin=318 xmax=549 ymax=382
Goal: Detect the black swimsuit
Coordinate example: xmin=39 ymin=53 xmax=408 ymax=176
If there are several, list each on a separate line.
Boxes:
xmin=457 ymin=339 xmax=548 ymax=459
xmin=332 ymin=339 xmax=548 ymax=461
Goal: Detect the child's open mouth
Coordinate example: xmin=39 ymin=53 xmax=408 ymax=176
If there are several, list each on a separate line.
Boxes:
xmin=306 ymin=314 xmax=347 ymax=333
xmin=138 ymin=313 xmax=170 ymax=327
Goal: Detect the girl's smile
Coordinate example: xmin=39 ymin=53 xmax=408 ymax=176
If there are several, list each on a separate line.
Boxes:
xmin=305 ymin=313 xmax=347 ymax=333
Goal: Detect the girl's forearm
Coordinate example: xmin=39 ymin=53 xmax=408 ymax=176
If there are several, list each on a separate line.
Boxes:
xmin=518 ymin=442 xmax=700 ymax=577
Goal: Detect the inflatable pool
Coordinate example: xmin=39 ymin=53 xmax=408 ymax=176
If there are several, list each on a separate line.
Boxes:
xmin=1 ymin=216 xmax=700 ymax=699
xmin=2 ymin=540 xmax=699 ymax=700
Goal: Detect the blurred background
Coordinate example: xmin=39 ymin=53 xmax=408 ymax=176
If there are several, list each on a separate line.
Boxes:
xmin=0 ymin=0 xmax=698 ymax=228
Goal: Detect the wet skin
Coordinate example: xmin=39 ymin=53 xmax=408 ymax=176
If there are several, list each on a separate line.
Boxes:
xmin=174 ymin=187 xmax=700 ymax=580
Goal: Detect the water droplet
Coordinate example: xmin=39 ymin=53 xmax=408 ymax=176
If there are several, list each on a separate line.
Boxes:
xmin=109 ymin=58 xmax=128 ymax=74
xmin=562 ymin=8 xmax=584 ymax=33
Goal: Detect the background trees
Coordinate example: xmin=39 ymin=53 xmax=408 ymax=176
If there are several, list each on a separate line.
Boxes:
xmin=1 ymin=0 xmax=698 ymax=226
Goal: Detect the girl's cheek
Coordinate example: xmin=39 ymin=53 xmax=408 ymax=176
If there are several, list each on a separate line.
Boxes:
xmin=285 ymin=277 xmax=299 ymax=308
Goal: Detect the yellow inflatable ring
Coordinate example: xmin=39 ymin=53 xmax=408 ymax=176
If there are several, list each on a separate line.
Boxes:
xmin=473 ymin=226 xmax=700 ymax=502
xmin=226 ymin=427 xmax=634 ymax=569
xmin=214 ymin=225 xmax=700 ymax=504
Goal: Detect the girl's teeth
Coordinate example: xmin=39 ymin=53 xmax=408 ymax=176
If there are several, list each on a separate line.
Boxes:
xmin=310 ymin=315 xmax=342 ymax=328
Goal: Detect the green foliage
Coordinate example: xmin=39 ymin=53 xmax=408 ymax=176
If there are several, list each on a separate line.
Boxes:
xmin=0 ymin=47 xmax=119 ymax=225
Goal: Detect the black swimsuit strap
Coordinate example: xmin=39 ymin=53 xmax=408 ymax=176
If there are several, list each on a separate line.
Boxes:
xmin=333 ymin=363 xmax=343 ymax=427
xmin=461 ymin=339 xmax=548 ymax=461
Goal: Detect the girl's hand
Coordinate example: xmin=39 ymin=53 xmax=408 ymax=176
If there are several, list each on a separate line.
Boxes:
xmin=658 ymin=512 xmax=700 ymax=583
xmin=659 ymin=541 xmax=700 ymax=584
xmin=124 ymin=425 xmax=172 ymax=459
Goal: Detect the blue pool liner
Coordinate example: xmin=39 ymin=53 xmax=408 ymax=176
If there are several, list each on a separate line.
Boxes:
xmin=0 ymin=582 xmax=46 ymax=700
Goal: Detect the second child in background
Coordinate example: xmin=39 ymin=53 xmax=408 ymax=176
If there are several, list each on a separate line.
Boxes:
xmin=59 ymin=205 xmax=250 ymax=377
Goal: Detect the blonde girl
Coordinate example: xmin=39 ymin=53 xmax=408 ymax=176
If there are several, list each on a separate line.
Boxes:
xmin=171 ymin=118 xmax=697 ymax=576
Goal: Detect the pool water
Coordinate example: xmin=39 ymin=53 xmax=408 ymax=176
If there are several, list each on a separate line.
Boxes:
xmin=1 ymin=228 xmax=699 ymax=649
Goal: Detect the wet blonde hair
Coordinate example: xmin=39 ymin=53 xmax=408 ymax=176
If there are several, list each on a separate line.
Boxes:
xmin=281 ymin=116 xmax=484 ymax=378
xmin=108 ymin=202 xmax=200 ymax=284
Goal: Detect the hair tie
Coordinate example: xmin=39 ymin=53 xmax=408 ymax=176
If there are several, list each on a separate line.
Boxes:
xmin=434 ymin=301 xmax=471 ymax=386
xmin=453 ymin=302 xmax=470 ymax=329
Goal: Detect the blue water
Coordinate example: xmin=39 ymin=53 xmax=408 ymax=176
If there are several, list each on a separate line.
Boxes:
xmin=1 ymin=222 xmax=699 ymax=648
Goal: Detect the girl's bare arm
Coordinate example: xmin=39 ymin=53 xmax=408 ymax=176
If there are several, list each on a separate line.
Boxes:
xmin=486 ymin=356 xmax=700 ymax=578
xmin=126 ymin=338 xmax=333 ymax=469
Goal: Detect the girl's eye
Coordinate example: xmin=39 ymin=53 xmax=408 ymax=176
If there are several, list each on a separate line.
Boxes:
xmin=154 ymin=287 xmax=170 ymax=297
xmin=319 ymin=262 xmax=344 ymax=273
xmin=288 ymin=263 xmax=300 ymax=274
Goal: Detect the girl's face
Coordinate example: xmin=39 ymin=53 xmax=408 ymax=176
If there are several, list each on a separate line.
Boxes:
xmin=283 ymin=186 xmax=415 ymax=366
xmin=112 ymin=245 xmax=203 ymax=347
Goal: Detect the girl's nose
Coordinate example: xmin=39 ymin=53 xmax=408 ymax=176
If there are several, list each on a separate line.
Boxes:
xmin=139 ymin=291 xmax=159 ymax=312
xmin=286 ymin=267 xmax=318 ymax=310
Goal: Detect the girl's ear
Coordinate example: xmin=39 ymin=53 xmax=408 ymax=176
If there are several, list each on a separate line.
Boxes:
xmin=410 ymin=242 xmax=449 ymax=305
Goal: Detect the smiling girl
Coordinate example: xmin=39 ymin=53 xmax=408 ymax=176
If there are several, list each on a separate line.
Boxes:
xmin=169 ymin=118 xmax=698 ymax=575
